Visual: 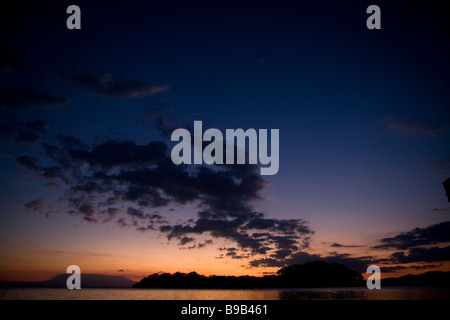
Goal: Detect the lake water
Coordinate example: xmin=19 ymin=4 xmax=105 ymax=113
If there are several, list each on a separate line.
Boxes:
xmin=1 ymin=287 xmax=450 ymax=300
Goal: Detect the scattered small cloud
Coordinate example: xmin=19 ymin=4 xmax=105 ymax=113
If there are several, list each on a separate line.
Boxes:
xmin=0 ymin=87 xmax=68 ymax=109
xmin=24 ymin=198 xmax=44 ymax=212
xmin=43 ymin=182 xmax=59 ymax=189
xmin=17 ymin=155 xmax=40 ymax=171
xmin=330 ymin=242 xmax=363 ymax=248
xmin=381 ymin=117 xmax=441 ymax=137
xmin=1 ymin=118 xmax=47 ymax=144
xmin=179 ymin=236 xmax=195 ymax=246
xmin=429 ymin=208 xmax=450 ymax=212
xmin=64 ymin=70 xmax=169 ymax=98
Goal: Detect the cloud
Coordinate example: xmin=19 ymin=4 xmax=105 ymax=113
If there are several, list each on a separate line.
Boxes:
xmin=78 ymin=203 xmax=97 ymax=216
xmin=179 ymin=236 xmax=195 ymax=245
xmin=102 ymin=207 xmax=121 ymax=223
xmin=142 ymin=106 xmax=192 ymax=139
xmin=126 ymin=207 xmax=150 ymax=220
xmin=17 ymin=155 xmax=40 ymax=171
xmin=64 ymin=70 xmax=169 ymax=98
xmin=378 ymin=264 xmax=443 ymax=273
xmin=0 ymin=87 xmax=68 ymax=109
xmin=16 ymin=153 xmax=69 ymax=182
xmin=160 ymin=213 xmax=312 ymax=255
xmin=389 ymin=246 xmax=450 ymax=263
xmin=226 ymin=250 xmax=250 ymax=260
xmin=82 ymin=216 xmax=99 ymax=224
xmin=68 ymin=140 xmax=168 ymax=168
xmin=380 ymin=117 xmax=449 ymax=137
xmin=16 ymin=132 xmax=313 ymax=264
xmin=330 ymin=242 xmax=362 ymax=248
xmin=373 ymin=221 xmax=450 ymax=250
xmin=24 ymin=198 xmax=45 ymax=212
xmin=410 ymin=263 xmax=443 ymax=270
xmin=1 ymin=118 xmax=47 ymax=144
xmin=23 ymin=198 xmax=53 ymax=218
xmin=16 ymin=120 xmax=47 ymax=144
xmin=44 ymin=182 xmax=59 ymax=189
xmin=197 ymin=239 xmax=213 ymax=249
xmin=430 ymin=208 xmax=450 ymax=212
xmin=429 ymin=157 xmax=450 ymax=174
xmin=381 ymin=265 xmax=407 ymax=272
xmin=370 ymin=221 xmax=450 ymax=265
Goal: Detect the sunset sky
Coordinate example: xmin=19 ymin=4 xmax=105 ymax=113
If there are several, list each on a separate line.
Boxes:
xmin=1 ymin=0 xmax=449 ymax=283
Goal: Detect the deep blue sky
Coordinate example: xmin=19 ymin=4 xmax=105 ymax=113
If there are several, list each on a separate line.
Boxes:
xmin=1 ymin=0 xmax=449 ymax=280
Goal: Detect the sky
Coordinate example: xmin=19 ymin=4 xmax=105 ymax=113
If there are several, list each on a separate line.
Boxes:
xmin=1 ymin=0 xmax=449 ymax=283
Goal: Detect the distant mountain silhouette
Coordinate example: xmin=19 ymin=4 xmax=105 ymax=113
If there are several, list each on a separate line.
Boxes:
xmin=0 ymin=274 xmax=134 ymax=288
xmin=383 ymin=271 xmax=450 ymax=287
xmin=133 ymin=261 xmax=364 ymax=289
xmin=3 ymin=264 xmax=449 ymax=289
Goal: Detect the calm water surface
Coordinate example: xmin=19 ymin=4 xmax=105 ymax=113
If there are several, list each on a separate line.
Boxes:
xmin=1 ymin=287 xmax=450 ymax=300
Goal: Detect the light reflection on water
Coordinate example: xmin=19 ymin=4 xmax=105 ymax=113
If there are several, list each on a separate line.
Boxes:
xmin=1 ymin=287 xmax=449 ymax=300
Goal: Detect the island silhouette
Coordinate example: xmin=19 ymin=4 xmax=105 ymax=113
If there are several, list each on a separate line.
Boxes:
xmin=133 ymin=261 xmax=364 ymax=288
xmin=133 ymin=261 xmax=450 ymax=289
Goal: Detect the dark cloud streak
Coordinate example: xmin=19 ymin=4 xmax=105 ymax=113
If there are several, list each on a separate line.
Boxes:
xmin=64 ymin=70 xmax=169 ymax=98
xmin=373 ymin=221 xmax=450 ymax=250
xmin=1 ymin=118 xmax=47 ymax=144
xmin=0 ymin=87 xmax=68 ymax=109
xmin=389 ymin=246 xmax=450 ymax=263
